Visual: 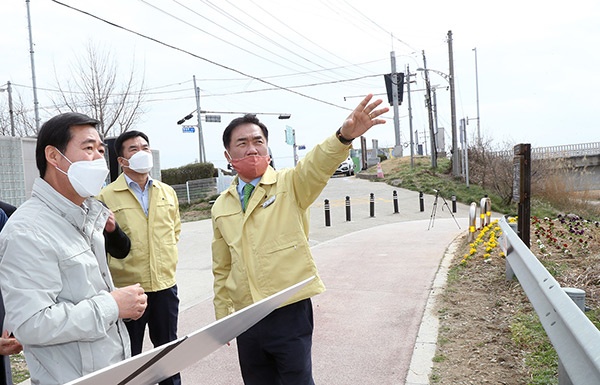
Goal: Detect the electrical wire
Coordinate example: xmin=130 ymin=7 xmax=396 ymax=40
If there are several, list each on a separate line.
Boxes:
xmin=49 ymin=0 xmax=354 ymax=111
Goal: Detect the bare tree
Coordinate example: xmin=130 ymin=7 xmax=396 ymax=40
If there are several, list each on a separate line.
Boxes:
xmin=51 ymin=41 xmax=146 ymax=137
xmin=0 ymin=92 xmax=38 ymax=137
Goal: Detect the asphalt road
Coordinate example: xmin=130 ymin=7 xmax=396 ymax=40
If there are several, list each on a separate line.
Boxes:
xmin=173 ymin=175 xmax=472 ymax=384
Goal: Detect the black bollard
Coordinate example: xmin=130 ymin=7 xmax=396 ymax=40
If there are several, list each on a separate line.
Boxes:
xmin=452 ymin=195 xmax=457 ymax=213
xmin=419 ymin=191 xmax=424 ymax=212
xmin=393 ymin=190 xmax=399 ymax=214
xmin=345 ymin=196 xmax=351 ymax=222
xmin=370 ymin=193 xmax=375 ymax=218
xmin=324 ymin=199 xmax=331 ymax=227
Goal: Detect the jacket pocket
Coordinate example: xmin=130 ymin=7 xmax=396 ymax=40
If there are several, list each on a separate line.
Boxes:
xmin=256 ymin=235 xmax=311 ymax=295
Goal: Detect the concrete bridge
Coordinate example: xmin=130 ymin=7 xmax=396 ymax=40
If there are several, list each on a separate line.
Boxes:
xmin=531 ymin=142 xmax=600 ymax=191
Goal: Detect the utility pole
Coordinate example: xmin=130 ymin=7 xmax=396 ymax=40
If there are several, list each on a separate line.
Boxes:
xmin=422 ymin=50 xmax=437 ymax=168
xmin=447 ymin=30 xmax=459 ymax=176
xmin=473 ymin=47 xmax=481 ymax=146
xmin=2 ymin=81 xmax=16 ymax=136
xmin=26 ymin=0 xmax=40 ymax=131
xmin=193 ymin=75 xmax=206 ymax=163
xmin=390 ymin=51 xmax=402 ymax=157
xmin=406 ymin=65 xmax=415 ymax=168
xmin=460 ymin=118 xmax=469 ymax=187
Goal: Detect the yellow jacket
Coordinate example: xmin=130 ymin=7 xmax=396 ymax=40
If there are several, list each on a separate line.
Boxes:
xmin=98 ymin=174 xmax=181 ymax=292
xmin=211 ymin=133 xmax=351 ymax=319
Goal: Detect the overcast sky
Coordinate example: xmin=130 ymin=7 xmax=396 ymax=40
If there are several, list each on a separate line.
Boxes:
xmin=2 ymin=0 xmax=599 ymax=170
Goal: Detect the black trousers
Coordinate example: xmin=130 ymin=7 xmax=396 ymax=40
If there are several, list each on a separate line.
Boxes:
xmin=126 ymin=285 xmax=181 ymax=385
xmin=237 ymin=298 xmax=315 ymax=385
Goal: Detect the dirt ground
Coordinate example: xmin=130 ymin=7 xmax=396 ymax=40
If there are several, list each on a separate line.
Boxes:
xmin=431 ymin=234 xmax=531 ymax=384
xmin=431 ymin=215 xmax=600 ymax=384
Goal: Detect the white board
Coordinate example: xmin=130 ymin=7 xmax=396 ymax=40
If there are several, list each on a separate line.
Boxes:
xmin=66 ymin=277 xmax=314 ymax=385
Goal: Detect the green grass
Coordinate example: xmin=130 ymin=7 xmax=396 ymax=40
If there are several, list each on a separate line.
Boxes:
xmin=10 ymin=353 xmax=29 ymax=383
xmin=375 ymin=157 xmax=517 ymax=214
xmin=511 ymin=311 xmax=558 ymax=385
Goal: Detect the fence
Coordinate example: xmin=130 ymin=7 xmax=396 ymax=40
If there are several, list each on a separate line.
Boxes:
xmin=171 ymin=178 xmax=218 ymax=204
xmin=499 ymin=216 xmax=600 ymax=384
xmin=171 ymin=171 xmax=234 ymax=204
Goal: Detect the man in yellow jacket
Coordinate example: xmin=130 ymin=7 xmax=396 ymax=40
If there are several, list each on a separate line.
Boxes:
xmin=212 ymin=94 xmax=389 ymax=384
xmin=98 ymin=130 xmax=182 ymax=385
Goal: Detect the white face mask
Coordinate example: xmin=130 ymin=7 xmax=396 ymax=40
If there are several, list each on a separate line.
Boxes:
xmin=126 ymin=151 xmax=153 ymax=174
xmin=55 ymin=150 xmax=109 ymax=198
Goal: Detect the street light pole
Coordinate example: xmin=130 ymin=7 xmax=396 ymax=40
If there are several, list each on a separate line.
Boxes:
xmin=406 ymin=65 xmax=415 ymax=169
xmin=193 ymin=75 xmax=206 ymax=163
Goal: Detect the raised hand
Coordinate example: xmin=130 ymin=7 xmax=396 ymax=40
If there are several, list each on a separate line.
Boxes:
xmin=339 ymin=94 xmax=389 ymax=140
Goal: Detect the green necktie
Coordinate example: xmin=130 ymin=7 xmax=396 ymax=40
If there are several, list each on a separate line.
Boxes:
xmin=242 ymin=183 xmax=254 ymax=212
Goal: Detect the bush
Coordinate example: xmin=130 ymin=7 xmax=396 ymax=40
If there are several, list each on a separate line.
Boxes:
xmin=162 ymin=162 xmax=215 ymax=185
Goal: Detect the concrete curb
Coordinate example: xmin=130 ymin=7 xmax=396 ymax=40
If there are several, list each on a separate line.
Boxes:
xmin=405 ymin=233 xmax=463 ymax=384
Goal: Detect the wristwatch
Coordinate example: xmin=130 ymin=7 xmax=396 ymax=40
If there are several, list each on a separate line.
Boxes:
xmin=336 ymin=128 xmax=354 ymax=145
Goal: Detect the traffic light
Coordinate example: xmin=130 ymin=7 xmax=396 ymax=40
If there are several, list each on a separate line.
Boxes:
xmin=383 ymin=72 xmax=405 ymax=106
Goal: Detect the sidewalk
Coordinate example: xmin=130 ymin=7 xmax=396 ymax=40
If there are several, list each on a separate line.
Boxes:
xmin=174 ymin=177 xmax=469 ymax=384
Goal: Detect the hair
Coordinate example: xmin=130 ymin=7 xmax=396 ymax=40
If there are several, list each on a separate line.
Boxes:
xmin=35 ymin=112 xmax=100 ymax=178
xmin=113 ymin=130 xmax=150 ymax=158
xmin=222 ymin=114 xmax=269 ymax=149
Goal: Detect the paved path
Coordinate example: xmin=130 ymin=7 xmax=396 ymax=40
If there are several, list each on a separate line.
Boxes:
xmin=174 ymin=176 xmax=471 ymax=384
xmin=16 ymin=176 xmax=473 ymax=384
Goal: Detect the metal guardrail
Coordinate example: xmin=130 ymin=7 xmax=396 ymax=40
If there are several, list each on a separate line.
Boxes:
xmin=499 ymin=216 xmax=600 ymax=384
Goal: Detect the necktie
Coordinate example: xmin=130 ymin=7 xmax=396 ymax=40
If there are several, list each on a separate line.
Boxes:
xmin=242 ymin=183 xmax=254 ymax=212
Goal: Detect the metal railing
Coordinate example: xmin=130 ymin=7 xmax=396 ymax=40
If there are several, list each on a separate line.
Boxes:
xmin=499 ymin=216 xmax=600 ymax=384
xmin=490 ymin=142 xmax=600 ymax=160
xmin=531 ymin=142 xmax=600 ymax=159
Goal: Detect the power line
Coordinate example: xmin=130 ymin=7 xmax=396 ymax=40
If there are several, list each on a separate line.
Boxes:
xmin=50 ymin=0 xmax=353 ymax=111
xmin=141 ymin=0 xmax=332 ymax=79
xmin=243 ymin=0 xmax=371 ymax=78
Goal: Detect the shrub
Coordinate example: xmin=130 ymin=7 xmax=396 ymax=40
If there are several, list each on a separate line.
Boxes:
xmin=162 ymin=162 xmax=215 ymax=185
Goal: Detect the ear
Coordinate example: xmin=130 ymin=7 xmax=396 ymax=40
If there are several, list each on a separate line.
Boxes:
xmin=117 ymin=156 xmax=128 ymax=168
xmin=45 ymin=146 xmax=61 ymax=169
xmin=224 ymin=150 xmax=232 ymax=163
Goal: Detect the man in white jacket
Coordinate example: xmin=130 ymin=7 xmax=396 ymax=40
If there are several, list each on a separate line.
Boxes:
xmin=0 ymin=112 xmax=148 ymax=385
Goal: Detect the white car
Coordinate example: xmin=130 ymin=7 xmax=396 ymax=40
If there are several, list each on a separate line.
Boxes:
xmin=334 ymin=157 xmax=355 ymax=176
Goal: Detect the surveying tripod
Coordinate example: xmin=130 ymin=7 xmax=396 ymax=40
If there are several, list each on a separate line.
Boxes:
xmin=428 ymin=189 xmax=460 ymax=230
